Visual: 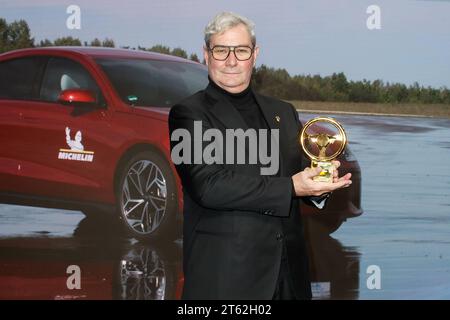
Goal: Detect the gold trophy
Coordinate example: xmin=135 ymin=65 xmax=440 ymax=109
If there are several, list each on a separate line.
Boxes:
xmin=299 ymin=117 xmax=347 ymax=182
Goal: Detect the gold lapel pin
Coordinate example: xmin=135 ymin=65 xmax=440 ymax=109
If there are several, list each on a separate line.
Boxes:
xmin=275 ymin=116 xmax=280 ymax=123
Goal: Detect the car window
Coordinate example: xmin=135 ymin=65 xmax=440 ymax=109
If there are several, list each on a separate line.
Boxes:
xmin=96 ymin=58 xmax=208 ymax=108
xmin=0 ymin=56 xmax=46 ymax=100
xmin=40 ymin=57 xmax=104 ymax=105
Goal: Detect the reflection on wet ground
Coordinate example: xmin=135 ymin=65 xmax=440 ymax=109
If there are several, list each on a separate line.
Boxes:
xmin=0 ymin=215 xmax=183 ymax=300
xmin=305 ymin=224 xmax=361 ymax=300
xmin=0 ymin=212 xmax=359 ymax=300
xmin=0 ymin=114 xmax=449 ymax=299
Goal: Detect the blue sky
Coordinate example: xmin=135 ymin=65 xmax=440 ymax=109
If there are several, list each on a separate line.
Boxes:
xmin=1 ymin=0 xmax=449 ymax=88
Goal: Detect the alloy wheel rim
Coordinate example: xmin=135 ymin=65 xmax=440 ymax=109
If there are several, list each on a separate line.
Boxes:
xmin=121 ymin=160 xmax=167 ymax=235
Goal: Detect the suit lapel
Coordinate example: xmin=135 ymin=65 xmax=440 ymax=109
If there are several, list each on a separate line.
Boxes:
xmin=253 ymin=92 xmax=279 ymax=132
xmin=254 ymin=92 xmax=287 ymax=176
xmin=205 ymin=84 xmax=249 ymax=131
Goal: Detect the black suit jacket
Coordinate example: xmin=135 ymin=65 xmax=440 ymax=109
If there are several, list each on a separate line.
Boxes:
xmin=168 ymin=83 xmax=313 ymax=300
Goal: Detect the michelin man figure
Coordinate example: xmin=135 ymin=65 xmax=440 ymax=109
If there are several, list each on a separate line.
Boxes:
xmin=65 ymin=127 xmax=84 ymax=151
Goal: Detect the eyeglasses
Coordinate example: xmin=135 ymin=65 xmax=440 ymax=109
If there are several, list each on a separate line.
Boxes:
xmin=209 ymin=45 xmax=254 ymax=61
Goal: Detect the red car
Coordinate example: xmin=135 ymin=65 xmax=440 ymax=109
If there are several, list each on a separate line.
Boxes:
xmin=0 ymin=47 xmax=362 ymax=240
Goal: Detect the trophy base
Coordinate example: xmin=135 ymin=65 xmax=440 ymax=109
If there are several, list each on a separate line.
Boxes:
xmin=312 ymin=160 xmax=334 ymax=183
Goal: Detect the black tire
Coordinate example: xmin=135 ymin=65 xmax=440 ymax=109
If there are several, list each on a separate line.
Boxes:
xmin=115 ymin=150 xmax=179 ymax=241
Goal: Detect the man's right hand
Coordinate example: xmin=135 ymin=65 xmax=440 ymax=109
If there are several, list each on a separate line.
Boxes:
xmin=291 ymin=162 xmax=352 ymax=197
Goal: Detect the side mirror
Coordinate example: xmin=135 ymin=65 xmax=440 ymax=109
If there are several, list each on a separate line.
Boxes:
xmin=58 ymin=89 xmax=97 ymax=107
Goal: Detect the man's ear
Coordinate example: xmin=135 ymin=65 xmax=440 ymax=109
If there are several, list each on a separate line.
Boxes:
xmin=203 ymin=46 xmax=209 ymax=66
xmin=253 ymin=45 xmax=260 ymax=67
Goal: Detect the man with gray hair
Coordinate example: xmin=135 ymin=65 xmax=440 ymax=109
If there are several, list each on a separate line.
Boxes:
xmin=169 ymin=12 xmax=352 ymax=300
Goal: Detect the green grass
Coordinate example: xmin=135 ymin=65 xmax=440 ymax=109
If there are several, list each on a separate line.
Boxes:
xmin=288 ymin=100 xmax=450 ymax=118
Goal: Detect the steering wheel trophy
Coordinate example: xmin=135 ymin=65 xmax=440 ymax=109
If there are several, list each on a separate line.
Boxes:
xmin=299 ymin=117 xmax=348 ymax=183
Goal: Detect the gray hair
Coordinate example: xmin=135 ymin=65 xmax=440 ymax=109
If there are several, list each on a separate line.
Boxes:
xmin=204 ymin=12 xmax=256 ymax=48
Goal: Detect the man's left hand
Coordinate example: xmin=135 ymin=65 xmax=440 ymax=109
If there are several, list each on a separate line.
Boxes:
xmin=331 ymin=160 xmax=352 ymax=184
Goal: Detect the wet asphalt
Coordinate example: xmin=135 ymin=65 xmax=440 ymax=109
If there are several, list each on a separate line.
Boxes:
xmin=0 ymin=113 xmax=449 ymax=300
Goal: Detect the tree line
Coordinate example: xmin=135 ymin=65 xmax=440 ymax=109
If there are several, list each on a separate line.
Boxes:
xmin=1 ymin=17 xmax=449 ymax=104
xmin=251 ymin=66 xmax=450 ymax=104
xmin=0 ymin=18 xmax=200 ymax=61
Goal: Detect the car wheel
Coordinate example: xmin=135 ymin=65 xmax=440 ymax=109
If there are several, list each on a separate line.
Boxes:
xmin=116 ymin=150 xmax=179 ymax=241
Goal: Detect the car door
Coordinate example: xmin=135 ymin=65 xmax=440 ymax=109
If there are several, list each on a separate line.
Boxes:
xmin=10 ymin=55 xmax=113 ymax=203
xmin=0 ymin=55 xmax=47 ymax=193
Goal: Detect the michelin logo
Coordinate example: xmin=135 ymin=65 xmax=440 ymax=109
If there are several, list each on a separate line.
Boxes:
xmin=58 ymin=127 xmax=94 ymax=162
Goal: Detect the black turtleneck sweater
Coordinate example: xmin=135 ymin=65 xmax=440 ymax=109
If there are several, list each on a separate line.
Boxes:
xmin=208 ymin=78 xmax=269 ymax=130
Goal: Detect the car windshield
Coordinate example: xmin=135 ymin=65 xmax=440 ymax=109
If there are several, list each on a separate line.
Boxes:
xmin=96 ymin=57 xmax=208 ymax=108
